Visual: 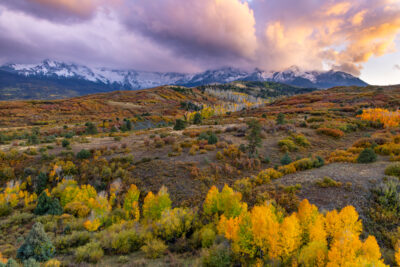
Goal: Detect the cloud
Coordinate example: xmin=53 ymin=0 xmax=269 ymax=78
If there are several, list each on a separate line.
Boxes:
xmin=0 ymin=0 xmax=400 ymax=76
xmin=121 ymin=0 xmax=257 ymax=65
xmin=252 ymin=0 xmax=400 ymax=75
xmin=395 ymin=64 xmax=400 ymax=70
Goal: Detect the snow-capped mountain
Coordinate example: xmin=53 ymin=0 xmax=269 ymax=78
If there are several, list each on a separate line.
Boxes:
xmin=0 ymin=60 xmax=368 ymax=100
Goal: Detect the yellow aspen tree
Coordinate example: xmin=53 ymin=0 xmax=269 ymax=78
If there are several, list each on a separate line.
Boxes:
xmin=278 ymin=214 xmax=301 ymax=261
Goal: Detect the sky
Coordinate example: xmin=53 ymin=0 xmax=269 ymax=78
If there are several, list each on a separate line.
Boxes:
xmin=0 ymin=0 xmax=399 ymax=85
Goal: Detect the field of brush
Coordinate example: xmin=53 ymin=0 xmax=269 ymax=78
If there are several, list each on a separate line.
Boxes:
xmin=1 ymin=84 xmax=400 ymax=266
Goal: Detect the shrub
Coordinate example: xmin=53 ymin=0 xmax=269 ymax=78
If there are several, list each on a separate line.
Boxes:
xmin=17 ymin=222 xmax=55 ymax=262
xmin=292 ymin=134 xmax=311 ymax=147
xmin=54 ymin=231 xmax=90 ymax=251
xmin=61 ymin=139 xmax=70 ymax=148
xmin=372 ymin=178 xmax=400 ymax=215
xmin=111 ymin=230 xmax=142 ymax=254
xmin=75 ymin=242 xmax=103 ymax=264
xmin=143 ymin=186 xmax=172 ymax=221
xmin=276 ymin=113 xmax=285 ymax=125
xmin=76 ymin=149 xmax=91 ymax=159
xmin=281 ymin=153 xmax=292 ymax=165
xmin=141 ymin=239 xmax=167 ymax=259
xmin=316 ymin=128 xmax=344 ymax=138
xmin=256 ymin=168 xmax=283 ymax=185
xmin=385 ymin=163 xmax=400 ymax=177
xmin=193 ymin=112 xmax=202 ymax=124
xmin=64 ymin=202 xmax=90 ymax=218
xmin=357 ymin=148 xmax=377 ymax=163
xmin=155 ymin=207 xmax=195 ymax=241
xmin=316 ymin=177 xmax=342 ymax=188
xmin=278 ymin=163 xmax=297 ymax=175
xmin=208 ymin=133 xmax=218 ymax=145
xmin=278 ymin=138 xmax=298 ymax=152
xmin=293 ymin=158 xmax=315 ymax=171
xmin=173 ymin=119 xmax=186 ymax=130
xmin=202 ymin=244 xmax=232 ymax=267
xmin=200 ymin=227 xmax=216 ymax=248
xmin=44 ymin=259 xmax=61 ymax=267
xmin=34 ymin=193 xmax=63 ymax=216
xmin=23 ymin=258 xmax=40 ymax=267
xmin=234 ymin=178 xmax=253 ymax=196
xmin=85 ymin=122 xmax=98 ymax=135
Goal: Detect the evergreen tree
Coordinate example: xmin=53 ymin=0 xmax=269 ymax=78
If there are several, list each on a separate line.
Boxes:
xmin=207 ymin=133 xmax=218 ymax=145
xmin=126 ymin=120 xmax=132 ymax=131
xmin=357 ymin=148 xmax=377 ymax=163
xmin=34 ymin=192 xmax=63 ymax=216
xmin=246 ymin=119 xmax=262 ymax=157
xmin=17 ymin=222 xmax=55 ymax=262
xmin=276 ymin=113 xmax=285 ymax=125
xmin=281 ymin=153 xmax=292 ymax=165
xmin=85 ymin=122 xmax=98 ymax=135
xmin=35 ymin=172 xmax=48 ymax=195
xmin=193 ymin=113 xmax=202 ymax=125
xmin=173 ymin=119 xmax=186 ymax=131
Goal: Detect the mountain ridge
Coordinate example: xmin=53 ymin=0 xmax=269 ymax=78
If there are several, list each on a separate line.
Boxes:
xmin=0 ymin=60 xmax=368 ymax=100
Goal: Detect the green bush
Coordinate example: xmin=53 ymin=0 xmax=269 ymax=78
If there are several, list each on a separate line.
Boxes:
xmin=276 ymin=113 xmax=285 ymax=125
xmin=281 ymin=153 xmax=292 ymax=165
xmin=110 ymin=230 xmax=142 ymax=254
xmin=34 ymin=192 xmax=63 ymax=216
xmin=385 ymin=163 xmax=400 ymax=177
xmin=207 ymin=133 xmax=218 ymax=145
xmin=193 ymin=112 xmax=202 ymax=125
xmin=23 ymin=258 xmax=40 ymax=267
xmin=54 ymin=231 xmax=90 ymax=251
xmin=141 ymin=238 xmax=167 ymax=259
xmin=200 ymin=227 xmax=216 ymax=248
xmin=75 ymin=242 xmax=104 ymax=264
xmin=316 ymin=177 xmax=342 ymax=188
xmin=17 ymin=222 xmax=55 ymax=262
xmin=76 ymin=149 xmax=91 ymax=159
xmin=61 ymin=139 xmax=70 ymax=148
xmin=373 ymin=178 xmax=400 ymax=215
xmin=173 ymin=119 xmax=186 ymax=131
xmin=202 ymin=244 xmax=232 ymax=267
xmin=357 ymin=148 xmax=377 ymax=163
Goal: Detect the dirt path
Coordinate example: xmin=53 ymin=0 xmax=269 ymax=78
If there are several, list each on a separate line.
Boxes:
xmin=277 ymin=159 xmax=391 ymax=216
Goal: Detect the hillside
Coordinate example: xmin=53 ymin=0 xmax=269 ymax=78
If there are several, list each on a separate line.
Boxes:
xmin=1 ymin=84 xmax=400 ymax=266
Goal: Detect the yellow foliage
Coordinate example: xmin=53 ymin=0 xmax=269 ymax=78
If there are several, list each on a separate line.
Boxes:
xmin=83 ymin=218 xmax=101 ymax=232
xmin=325 ymin=206 xmax=362 ymax=241
xmin=358 ymin=108 xmax=400 ymax=128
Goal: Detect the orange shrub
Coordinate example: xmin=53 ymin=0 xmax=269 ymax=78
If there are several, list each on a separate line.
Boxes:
xmin=316 ymin=128 xmax=344 ymax=138
xmin=358 ymin=108 xmax=400 ymax=128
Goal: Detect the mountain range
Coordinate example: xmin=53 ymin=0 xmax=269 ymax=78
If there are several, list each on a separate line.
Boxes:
xmin=0 ymin=60 xmax=368 ymax=100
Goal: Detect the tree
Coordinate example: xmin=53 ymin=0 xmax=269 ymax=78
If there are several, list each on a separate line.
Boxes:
xmin=208 ymin=133 xmax=218 ymax=145
xmin=76 ymin=149 xmax=91 ymax=159
xmin=126 ymin=120 xmax=132 ymax=131
xmin=143 ymin=186 xmax=172 ymax=221
xmin=85 ymin=122 xmax=98 ymax=135
xmin=61 ymin=139 xmax=70 ymax=148
xmin=173 ymin=119 xmax=186 ymax=131
xmin=35 ymin=172 xmax=48 ymax=194
xmin=123 ymin=184 xmax=140 ymax=221
xmin=17 ymin=222 xmax=55 ymax=262
xmin=193 ymin=112 xmax=202 ymax=125
xmin=276 ymin=113 xmax=285 ymax=125
xmin=357 ymin=148 xmax=377 ymax=163
xmin=246 ymin=119 xmax=262 ymax=157
xmin=34 ymin=192 xmax=63 ymax=216
xmin=281 ymin=153 xmax=292 ymax=165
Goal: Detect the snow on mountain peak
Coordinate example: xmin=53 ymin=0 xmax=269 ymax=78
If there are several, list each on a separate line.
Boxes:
xmin=0 ymin=60 xmax=368 ymax=90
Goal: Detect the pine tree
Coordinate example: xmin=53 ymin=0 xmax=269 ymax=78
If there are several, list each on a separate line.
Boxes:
xmin=34 ymin=192 xmax=63 ymax=216
xmin=17 ymin=222 xmax=55 ymax=262
xmin=35 ymin=172 xmax=48 ymax=195
xmin=193 ymin=112 xmax=202 ymax=125
xmin=276 ymin=113 xmax=285 ymax=125
xmin=173 ymin=119 xmax=186 ymax=131
xmin=246 ymin=119 xmax=262 ymax=158
xmin=281 ymin=153 xmax=292 ymax=165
